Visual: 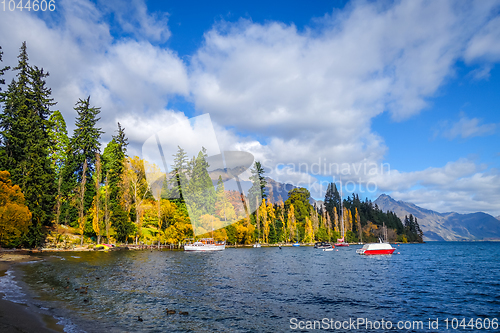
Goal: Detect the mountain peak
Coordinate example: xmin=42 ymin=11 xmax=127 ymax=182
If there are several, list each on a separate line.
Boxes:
xmin=374 ymin=195 xmax=500 ymax=241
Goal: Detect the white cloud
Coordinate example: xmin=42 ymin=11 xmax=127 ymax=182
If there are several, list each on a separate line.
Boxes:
xmin=1 ymin=0 xmax=500 ymax=216
xmin=97 ymin=0 xmax=171 ymax=43
xmin=0 ymin=0 xmax=188 ymax=149
xmin=465 ymin=16 xmax=500 ymax=63
xmin=189 ymin=1 xmax=500 ymax=177
xmin=442 ymin=113 xmax=497 ymax=140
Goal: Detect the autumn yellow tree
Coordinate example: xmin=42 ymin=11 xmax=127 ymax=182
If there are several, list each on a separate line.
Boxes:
xmin=104 ymin=172 xmax=112 ymax=243
xmin=355 ymin=207 xmax=362 ymax=243
xmin=267 ymin=199 xmax=276 ymax=228
xmin=325 ymin=211 xmax=332 ymax=241
xmin=310 ymin=208 xmax=319 ymax=235
xmin=304 ymin=217 xmax=314 ymax=243
xmin=78 ymin=160 xmax=88 ymax=246
xmin=287 ymin=204 xmax=296 ymax=243
xmin=144 ymin=161 xmax=166 ymax=247
xmin=278 ymin=200 xmax=286 ymax=242
xmin=91 ymin=154 xmax=103 ymax=244
xmin=124 ymin=156 xmax=150 ymax=244
xmin=333 ymin=207 xmax=339 ymax=233
xmin=0 ymin=171 xmax=32 ymax=247
xmin=258 ymin=199 xmax=269 ymax=243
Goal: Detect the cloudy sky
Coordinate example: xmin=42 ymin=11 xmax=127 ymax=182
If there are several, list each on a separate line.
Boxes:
xmin=0 ymin=0 xmax=499 ymax=216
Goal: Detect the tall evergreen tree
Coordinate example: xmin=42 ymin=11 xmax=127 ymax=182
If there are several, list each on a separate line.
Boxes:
xmin=61 ymin=96 xmax=103 ymax=227
xmin=169 ymin=146 xmax=189 ymax=201
xmin=0 ymin=45 xmax=9 ymax=94
xmin=324 ymin=182 xmax=341 ymax=219
xmin=184 ymin=148 xmax=216 ymax=228
xmin=0 ymin=43 xmax=56 ymax=246
xmin=248 ymin=161 xmax=267 ymax=214
xmin=102 ymin=123 xmax=129 ymax=228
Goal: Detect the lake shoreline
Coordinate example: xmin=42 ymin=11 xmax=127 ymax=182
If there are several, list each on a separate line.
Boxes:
xmin=0 ymin=253 xmax=67 ymax=333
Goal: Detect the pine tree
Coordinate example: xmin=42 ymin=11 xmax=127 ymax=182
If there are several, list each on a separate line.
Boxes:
xmin=0 ymin=45 xmax=9 ymax=94
xmin=61 ymin=96 xmax=103 ymax=229
xmin=0 ymin=43 xmax=56 ymax=246
xmin=324 ymin=182 xmax=341 ymax=216
xmin=184 ymin=148 xmax=216 ymax=230
xmin=102 ymin=123 xmax=129 ymax=234
xmin=247 ymin=161 xmax=267 ymax=213
xmin=169 ymin=146 xmax=189 ymax=201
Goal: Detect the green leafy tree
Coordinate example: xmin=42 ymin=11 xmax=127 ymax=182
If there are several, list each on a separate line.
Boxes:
xmin=47 ymin=110 xmax=69 ymax=176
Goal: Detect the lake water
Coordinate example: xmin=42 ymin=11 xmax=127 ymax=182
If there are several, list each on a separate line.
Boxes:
xmin=3 ymin=242 xmax=500 ymax=332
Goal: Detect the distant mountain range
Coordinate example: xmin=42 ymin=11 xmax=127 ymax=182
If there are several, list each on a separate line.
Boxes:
xmin=375 ymin=194 xmax=500 ymax=241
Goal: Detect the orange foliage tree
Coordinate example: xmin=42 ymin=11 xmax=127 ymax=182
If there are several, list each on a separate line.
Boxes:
xmin=0 ymin=171 xmax=32 ymax=247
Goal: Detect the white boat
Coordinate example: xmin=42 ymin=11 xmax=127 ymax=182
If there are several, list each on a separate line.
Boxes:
xmin=253 ymin=243 xmax=261 ymax=248
xmin=356 ymin=242 xmax=395 ymax=255
xmin=356 ymin=223 xmax=395 ymax=255
xmin=314 ymin=242 xmax=334 ymax=250
xmin=184 ymin=238 xmax=225 ymax=251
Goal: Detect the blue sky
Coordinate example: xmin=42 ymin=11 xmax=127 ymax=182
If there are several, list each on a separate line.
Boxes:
xmin=0 ymin=0 xmax=499 ymax=215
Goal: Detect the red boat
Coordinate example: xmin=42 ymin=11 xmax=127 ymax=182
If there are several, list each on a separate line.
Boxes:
xmin=356 ymin=223 xmax=395 ymax=255
xmin=356 ymin=242 xmax=395 ymax=255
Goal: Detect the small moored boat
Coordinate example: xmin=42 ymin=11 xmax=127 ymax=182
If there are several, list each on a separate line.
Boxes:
xmin=356 ymin=242 xmax=395 ymax=255
xmin=184 ymin=238 xmax=225 ymax=251
xmin=356 ymin=223 xmax=395 ymax=255
xmin=314 ymin=242 xmax=334 ymax=250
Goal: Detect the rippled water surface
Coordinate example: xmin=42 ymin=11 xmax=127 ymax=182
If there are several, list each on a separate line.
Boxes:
xmin=12 ymin=242 xmax=500 ymax=332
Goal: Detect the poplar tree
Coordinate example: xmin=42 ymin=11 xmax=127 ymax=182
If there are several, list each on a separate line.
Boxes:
xmin=48 ymin=110 xmax=69 ymax=226
xmin=288 ymin=204 xmax=296 ymax=243
xmin=355 ymin=207 xmax=362 ymax=243
xmin=91 ymin=154 xmax=102 ymax=244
